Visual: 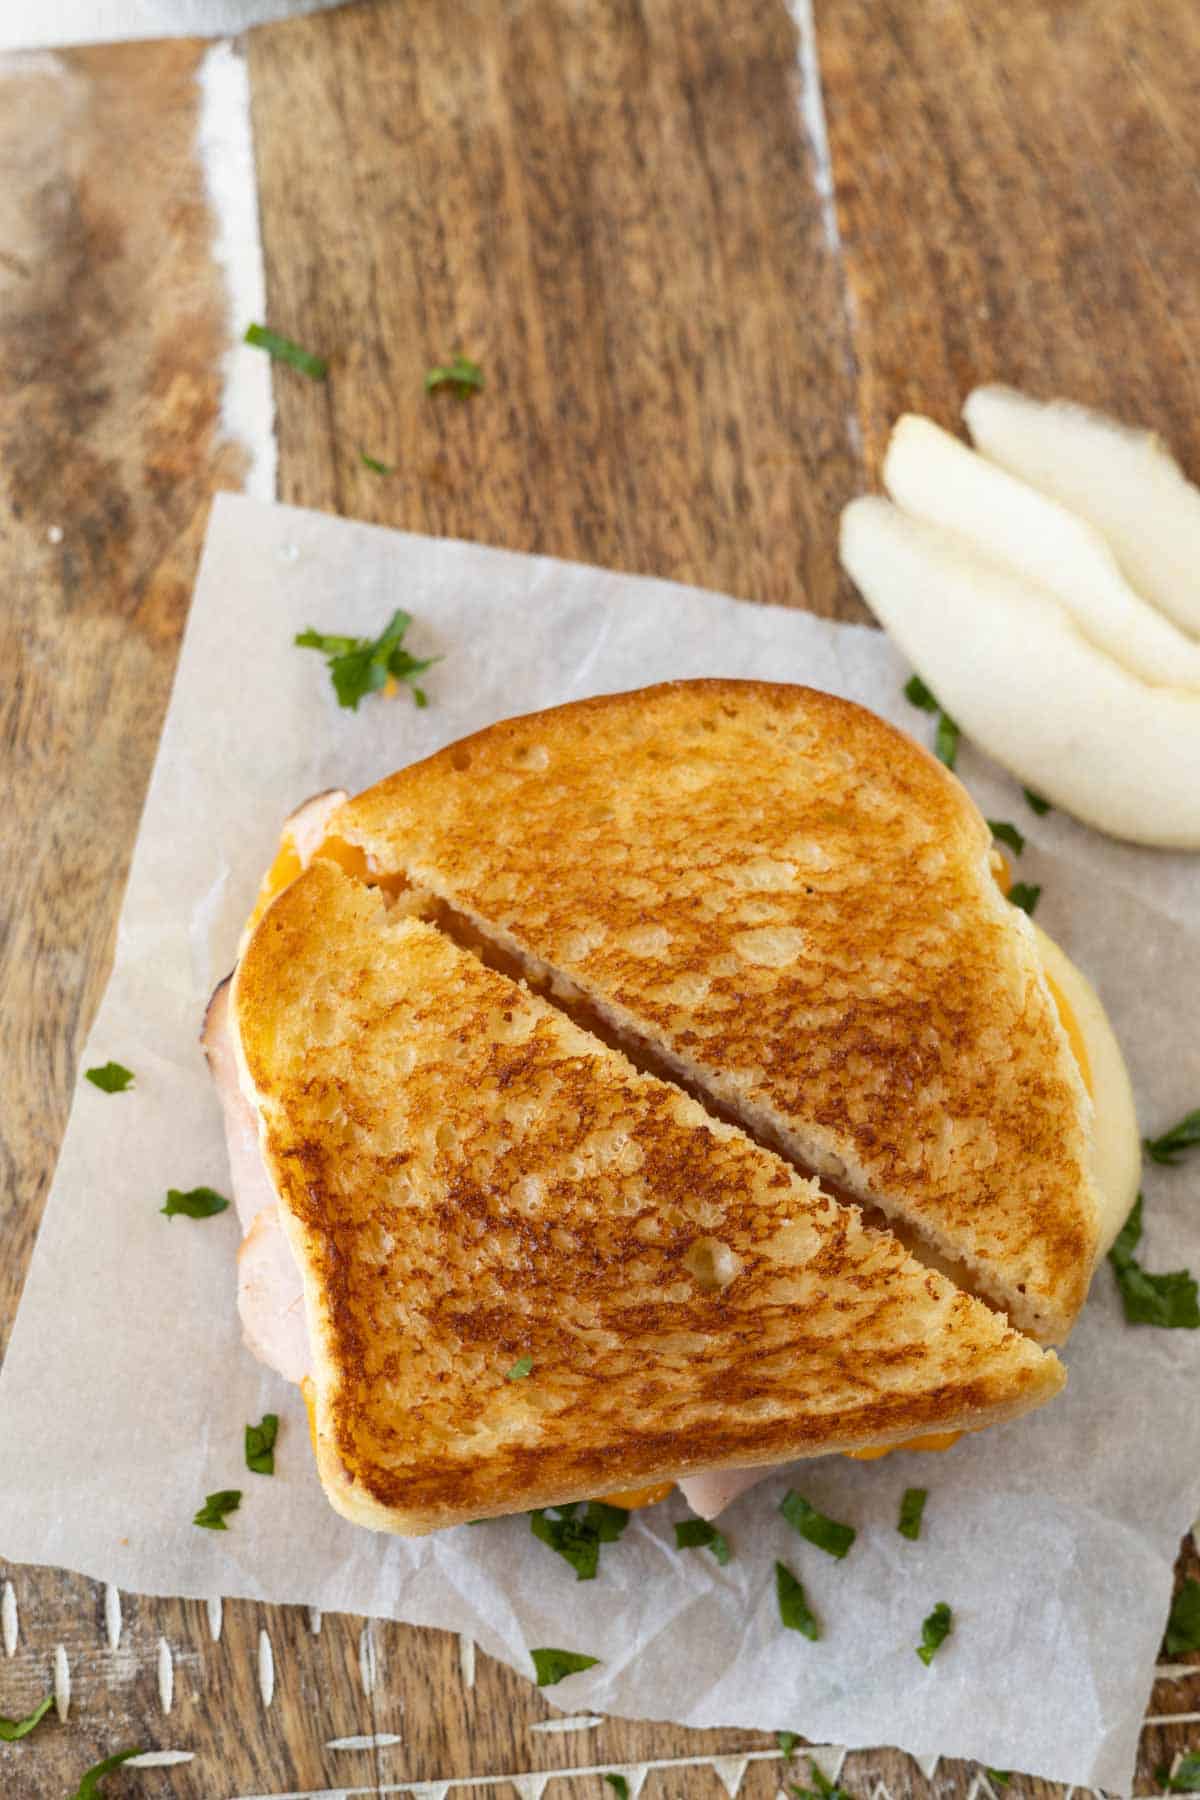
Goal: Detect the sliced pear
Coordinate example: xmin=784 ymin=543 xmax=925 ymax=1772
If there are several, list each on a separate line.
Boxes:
xmin=1032 ymin=924 xmax=1140 ymax=1257
xmin=964 ymin=386 xmax=1200 ymax=639
xmin=839 ymin=497 xmax=1200 ymax=849
xmin=883 ymin=415 xmax=1200 ymax=688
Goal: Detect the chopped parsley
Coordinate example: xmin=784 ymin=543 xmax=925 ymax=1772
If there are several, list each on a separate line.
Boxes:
xmin=245 ymin=1414 xmax=279 ymax=1476
xmin=530 ymin=1646 xmax=600 ymax=1686
xmin=1144 ymin=1110 xmax=1200 ymax=1167
xmin=916 ymin=1601 xmax=953 ymax=1665
xmin=359 ymin=450 xmax=394 ymax=475
xmin=1166 ymin=1579 xmax=1200 ymax=1656
xmin=161 ymin=1186 xmax=230 ymax=1220
xmin=0 ymin=1692 xmax=54 ymax=1741
xmin=788 ymin=1759 xmax=851 ymax=1800
xmin=244 ymin=323 xmax=327 ymax=380
xmin=934 ymin=711 xmax=960 ymax=769
xmin=778 ymin=1731 xmax=801 ymax=1759
xmin=1108 ymin=1195 xmax=1199 ymax=1328
xmin=194 ymin=1489 xmax=242 ymax=1531
xmin=295 ymin=608 xmax=437 ymax=711
xmin=1023 ymin=787 xmax=1052 ymax=816
xmin=780 ymin=1491 xmax=855 ymax=1560
xmin=1158 ymin=1754 xmax=1200 ymax=1793
xmin=897 ymin=1487 xmax=927 ymax=1541
xmin=674 ymin=1517 xmax=731 ymax=1565
xmin=69 ymin=1749 xmax=143 ymax=1797
xmin=506 ymin=1355 xmax=533 ymax=1381
xmin=85 ymin=1062 xmax=134 ymax=1094
xmin=987 ymin=820 xmax=1025 ymax=856
xmin=529 ymin=1500 xmax=629 ymax=1581
xmin=775 ymin=1561 xmax=820 ymax=1640
xmin=1008 ymin=882 xmax=1041 ymax=916
xmin=986 ymin=1772 xmax=1012 ymax=1788
xmin=904 ymin=674 xmax=939 ymax=713
xmin=604 ymin=1777 xmax=630 ymax=1800
xmin=425 ymin=353 xmax=484 ymax=397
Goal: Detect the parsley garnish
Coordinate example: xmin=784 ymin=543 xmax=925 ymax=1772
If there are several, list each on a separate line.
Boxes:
xmin=244 ymin=323 xmax=327 ymax=380
xmin=1144 ymin=1110 xmax=1200 ymax=1167
xmin=1008 ymin=882 xmax=1041 ymax=916
xmin=295 ymin=608 xmax=437 ymax=711
xmin=778 ymin=1731 xmax=801 ymax=1759
xmin=161 ymin=1186 xmax=230 ymax=1219
xmin=506 ymin=1355 xmax=533 ymax=1381
xmin=1158 ymin=1754 xmax=1200 ymax=1793
xmin=604 ymin=1777 xmax=630 ymax=1800
xmin=780 ymin=1491 xmax=855 ymax=1559
xmin=194 ymin=1489 xmax=242 ymax=1531
xmin=0 ymin=1692 xmax=54 ymax=1741
xmin=425 ymin=353 xmax=484 ymax=397
xmin=1023 ymin=787 xmax=1052 ymax=816
xmin=674 ymin=1517 xmax=731 ymax=1565
xmin=788 ymin=1759 xmax=851 ymax=1800
xmin=1166 ymin=1579 xmax=1200 ymax=1655
xmin=897 ymin=1487 xmax=927 ymax=1541
xmin=245 ymin=1414 xmax=279 ymax=1476
xmin=85 ymin=1062 xmax=134 ymax=1093
xmin=986 ymin=1772 xmax=1012 ymax=1788
xmin=916 ymin=1601 xmax=953 ymax=1665
xmin=359 ymin=450 xmax=394 ymax=475
xmin=69 ymin=1749 xmax=143 ymax=1797
xmin=530 ymin=1646 xmax=600 ymax=1686
xmin=775 ymin=1561 xmax=820 ymax=1640
xmin=1108 ymin=1195 xmax=1199 ymax=1328
xmin=987 ymin=820 xmax=1025 ymax=856
xmin=904 ymin=674 xmax=939 ymax=713
xmin=530 ymin=1500 xmax=629 ymax=1581
xmin=934 ymin=711 xmax=960 ymax=769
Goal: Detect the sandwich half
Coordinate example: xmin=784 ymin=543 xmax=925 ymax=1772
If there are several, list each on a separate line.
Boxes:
xmin=231 ymin=859 xmax=1062 ymax=1535
xmin=207 ymin=681 xmax=1139 ymax=1532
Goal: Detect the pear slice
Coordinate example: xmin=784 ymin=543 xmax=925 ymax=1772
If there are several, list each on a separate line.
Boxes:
xmin=883 ymin=414 xmax=1200 ymax=688
xmin=964 ymin=386 xmax=1200 ymax=639
xmin=839 ymin=497 xmax=1200 ymax=849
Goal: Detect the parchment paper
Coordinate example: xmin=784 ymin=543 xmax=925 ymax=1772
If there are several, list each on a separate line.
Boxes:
xmin=2 ymin=492 xmax=1198 ymax=1791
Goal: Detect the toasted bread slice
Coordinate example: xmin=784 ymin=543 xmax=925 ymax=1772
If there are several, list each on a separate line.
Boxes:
xmin=328 ymin=681 xmax=1100 ymax=1344
xmin=234 ymin=860 xmax=1063 ymax=1535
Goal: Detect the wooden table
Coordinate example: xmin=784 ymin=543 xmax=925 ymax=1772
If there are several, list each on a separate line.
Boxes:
xmin=2 ymin=2 xmax=1198 ymax=1794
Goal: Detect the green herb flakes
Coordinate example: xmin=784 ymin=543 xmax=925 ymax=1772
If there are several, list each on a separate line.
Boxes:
xmin=775 ymin=1561 xmax=820 ymax=1640
xmin=244 ymin=323 xmax=327 ymax=380
xmin=296 ymin=608 xmax=437 ymax=711
xmin=162 ymin=1186 xmax=230 ymax=1220
xmin=530 ymin=1647 xmax=600 ymax=1686
xmin=673 ymin=1517 xmax=731 ymax=1565
xmin=1109 ymin=1195 xmax=1199 ymax=1329
xmin=0 ymin=1692 xmax=54 ymax=1741
xmin=897 ymin=1487 xmax=927 ymax=1541
xmin=245 ymin=1413 xmax=279 ymax=1476
xmin=194 ymin=1489 xmax=242 ymax=1531
xmin=916 ymin=1601 xmax=953 ymax=1665
xmin=1144 ymin=1110 xmax=1200 ymax=1167
xmin=780 ymin=1490 xmax=855 ymax=1559
xmin=85 ymin=1062 xmax=134 ymax=1093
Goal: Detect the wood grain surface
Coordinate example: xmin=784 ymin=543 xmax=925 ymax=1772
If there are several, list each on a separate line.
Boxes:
xmin=2 ymin=2 xmax=1198 ymax=1796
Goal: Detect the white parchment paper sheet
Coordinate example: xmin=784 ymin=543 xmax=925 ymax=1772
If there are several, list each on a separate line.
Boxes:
xmin=1 ymin=494 xmax=1197 ymax=1790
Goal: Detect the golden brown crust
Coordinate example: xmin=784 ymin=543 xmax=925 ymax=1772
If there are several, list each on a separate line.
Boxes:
xmin=234 ymin=860 xmax=1063 ymax=1536
xmin=330 ymin=681 xmax=1100 ymax=1344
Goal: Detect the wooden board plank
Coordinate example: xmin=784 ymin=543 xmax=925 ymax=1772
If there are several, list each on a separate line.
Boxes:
xmin=818 ymin=0 xmax=1200 ymax=479
xmin=2 ymin=1 xmax=1199 ymax=1796
xmin=247 ymin=0 xmax=865 ymax=618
